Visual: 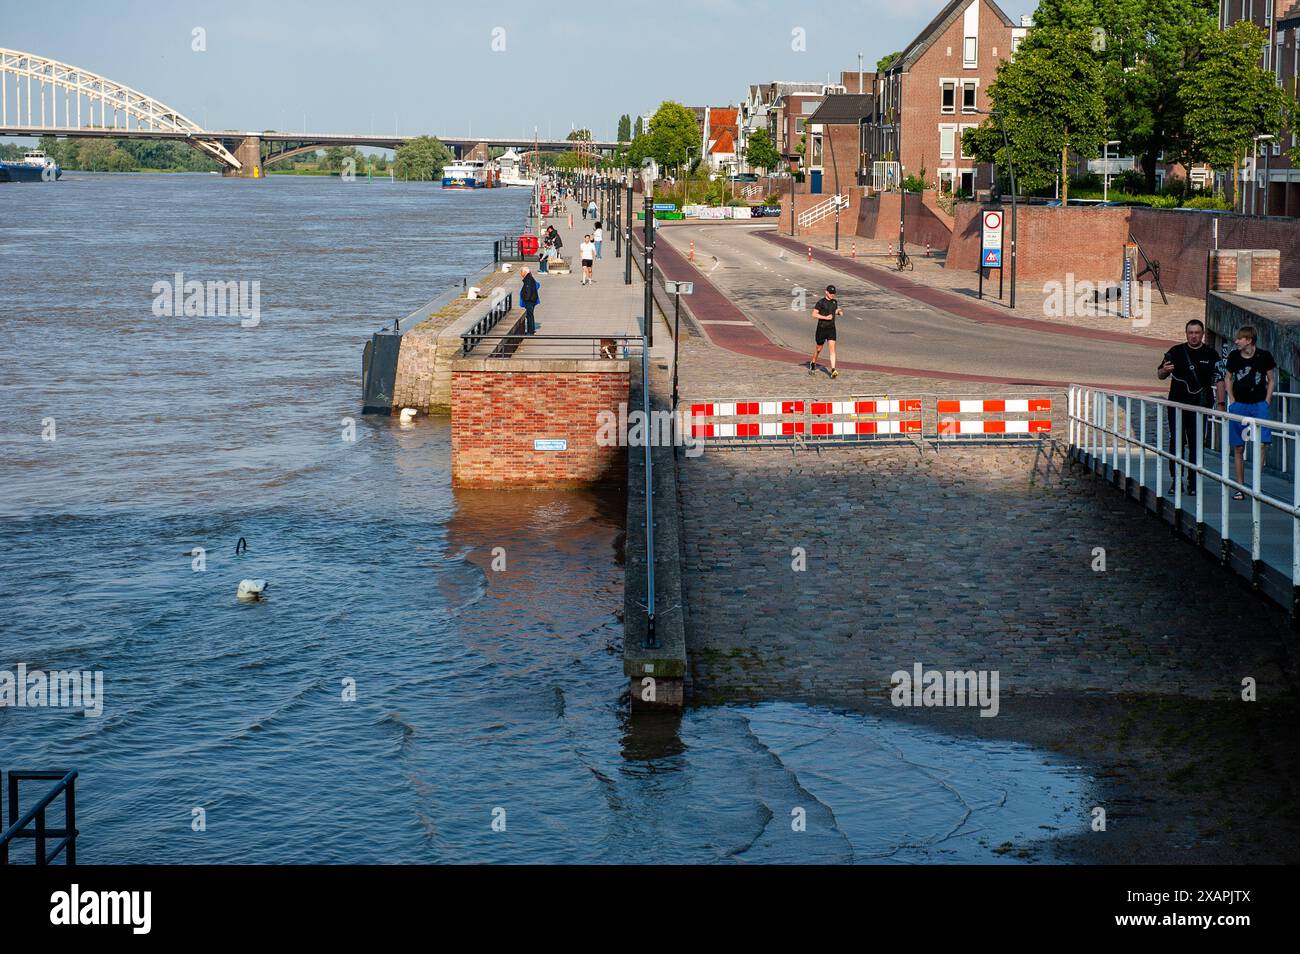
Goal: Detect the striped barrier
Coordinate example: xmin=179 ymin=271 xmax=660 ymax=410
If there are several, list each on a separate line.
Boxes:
xmin=686 ymin=395 xmax=1054 ymax=447
xmin=936 ymin=398 xmax=1053 ymax=439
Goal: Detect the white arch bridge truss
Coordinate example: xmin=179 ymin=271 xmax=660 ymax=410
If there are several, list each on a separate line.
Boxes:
xmin=0 ymin=48 xmax=242 ymax=169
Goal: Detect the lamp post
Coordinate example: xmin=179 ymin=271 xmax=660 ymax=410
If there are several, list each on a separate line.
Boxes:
xmin=665 ymin=280 xmax=694 ymax=415
xmin=641 ymin=160 xmax=657 ymax=347
xmin=1256 ymin=133 xmax=1274 ymax=217
xmin=978 ymin=108 xmax=1018 ymax=309
xmin=614 ymin=173 xmax=622 ymax=258
xmin=625 ymin=170 xmax=634 ymax=285
xmin=1102 ymin=139 xmax=1120 ymax=202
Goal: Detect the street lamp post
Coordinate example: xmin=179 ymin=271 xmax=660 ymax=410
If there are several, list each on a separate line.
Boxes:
xmin=1257 ymin=134 xmax=1274 ymax=217
xmin=665 ymin=280 xmax=694 ymax=415
xmin=614 ymin=175 xmax=622 ymax=258
xmin=642 ymin=160 xmax=657 ymax=347
xmin=982 ymin=108 xmax=1018 ymax=310
xmin=1103 ymin=139 xmax=1121 ymax=202
xmin=625 ymin=171 xmax=634 ymax=285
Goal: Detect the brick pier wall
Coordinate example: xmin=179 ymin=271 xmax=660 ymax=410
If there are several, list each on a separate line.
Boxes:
xmin=946 ymin=204 xmax=1132 ymax=283
xmin=450 ymin=358 xmax=630 ymax=488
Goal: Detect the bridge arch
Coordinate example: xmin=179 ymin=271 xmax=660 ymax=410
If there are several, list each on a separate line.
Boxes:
xmin=0 ymin=48 xmax=242 ymax=170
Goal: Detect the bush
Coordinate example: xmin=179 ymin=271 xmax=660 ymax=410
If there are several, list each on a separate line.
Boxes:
xmin=902 ymin=174 xmax=928 ymax=193
xmin=1183 ymin=195 xmax=1232 ymax=210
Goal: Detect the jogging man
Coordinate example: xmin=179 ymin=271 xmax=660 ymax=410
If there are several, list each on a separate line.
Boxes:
xmin=1224 ymin=325 xmax=1276 ymax=500
xmin=809 ymin=285 xmax=843 ymax=378
xmin=1156 ymin=319 xmax=1217 ymax=496
xmin=579 ymin=234 xmax=596 ymax=286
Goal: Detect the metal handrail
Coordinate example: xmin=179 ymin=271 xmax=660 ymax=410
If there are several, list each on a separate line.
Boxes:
xmin=1 ymin=769 xmax=79 ymax=865
xmin=1069 ymin=384 xmax=1300 ymax=589
xmin=642 ymin=339 xmax=656 ymax=648
xmin=461 ymin=333 xmax=644 ymax=360
xmin=459 ymin=291 xmax=514 ymax=355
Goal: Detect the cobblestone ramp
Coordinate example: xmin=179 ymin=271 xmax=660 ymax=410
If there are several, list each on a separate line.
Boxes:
xmin=679 ymin=443 xmax=1297 ymax=702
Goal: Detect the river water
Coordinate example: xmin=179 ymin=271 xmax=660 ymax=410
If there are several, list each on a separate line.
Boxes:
xmin=0 ymin=173 xmax=1090 ymax=863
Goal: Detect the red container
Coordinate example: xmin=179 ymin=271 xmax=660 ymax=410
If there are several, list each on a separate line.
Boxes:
xmin=540 ymin=202 xmax=550 ymax=216
xmin=518 ymin=234 xmax=539 ymax=256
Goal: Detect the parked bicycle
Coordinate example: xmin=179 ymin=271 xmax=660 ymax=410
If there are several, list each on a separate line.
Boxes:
xmin=896 ymin=244 xmax=913 ymax=271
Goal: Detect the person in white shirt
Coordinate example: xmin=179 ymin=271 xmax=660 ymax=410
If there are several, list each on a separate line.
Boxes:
xmin=593 ymin=222 xmax=603 ymax=259
xmin=579 ymin=235 xmax=596 ymax=285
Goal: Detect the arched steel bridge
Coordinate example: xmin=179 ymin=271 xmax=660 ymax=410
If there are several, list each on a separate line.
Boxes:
xmin=0 ymin=49 xmax=618 ymax=177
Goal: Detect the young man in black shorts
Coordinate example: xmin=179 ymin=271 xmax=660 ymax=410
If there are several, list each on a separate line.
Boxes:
xmin=809 ymin=285 xmax=843 ymax=378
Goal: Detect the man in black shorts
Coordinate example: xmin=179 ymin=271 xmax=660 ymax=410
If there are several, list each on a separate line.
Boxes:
xmin=809 ymin=285 xmax=843 ymax=378
xmin=1156 ymin=319 xmax=1217 ymax=496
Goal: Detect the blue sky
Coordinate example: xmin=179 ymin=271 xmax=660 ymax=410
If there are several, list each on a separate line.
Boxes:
xmin=5 ymin=0 xmax=1036 ymax=141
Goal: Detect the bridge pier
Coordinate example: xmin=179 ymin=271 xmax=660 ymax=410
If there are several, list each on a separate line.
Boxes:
xmin=221 ymin=135 xmax=263 ymax=179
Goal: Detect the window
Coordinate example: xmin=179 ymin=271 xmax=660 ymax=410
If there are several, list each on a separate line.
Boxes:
xmin=801 ymin=100 xmax=820 ymax=114
xmin=963 ymin=36 xmax=977 ymax=67
xmin=939 ymin=124 xmax=957 ymax=160
xmin=962 ymin=82 xmax=977 ymax=113
xmin=941 ymin=81 xmax=956 ymax=114
xmin=959 ymin=124 xmax=976 ymax=159
xmin=796 ymin=117 xmax=806 ymax=134
xmin=1012 ymin=36 xmax=1024 ymax=56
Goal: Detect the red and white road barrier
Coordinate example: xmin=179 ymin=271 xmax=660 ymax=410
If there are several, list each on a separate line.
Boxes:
xmin=686 ymin=396 xmax=1055 ymax=446
xmin=937 ymin=398 xmax=1053 ymax=437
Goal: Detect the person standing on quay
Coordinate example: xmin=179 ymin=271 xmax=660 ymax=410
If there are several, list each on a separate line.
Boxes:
xmin=579 ymin=234 xmax=596 ymax=286
xmin=519 ymin=267 xmax=540 ymax=334
xmin=581 ymin=196 xmax=588 ymax=219
xmin=1224 ymin=325 xmax=1276 ymax=500
xmin=1156 ymin=319 xmax=1217 ymax=496
xmin=593 ymin=221 xmax=604 ymax=259
xmin=588 ymin=198 xmax=597 ymax=222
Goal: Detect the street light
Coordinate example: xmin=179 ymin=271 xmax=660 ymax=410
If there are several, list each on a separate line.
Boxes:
xmin=641 ymin=158 xmax=658 ymax=346
xmin=665 ymin=280 xmax=694 ymax=414
xmin=625 ymin=168 xmax=635 ymax=285
xmin=1255 ymin=134 xmax=1274 ymax=217
xmin=1102 ymin=139 xmax=1121 ymax=202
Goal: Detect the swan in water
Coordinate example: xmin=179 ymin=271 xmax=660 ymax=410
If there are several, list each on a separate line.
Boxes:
xmin=237 ymin=579 xmax=268 ymax=601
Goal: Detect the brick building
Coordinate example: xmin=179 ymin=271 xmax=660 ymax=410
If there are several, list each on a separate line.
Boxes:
xmin=806 ymin=94 xmax=875 ymax=193
xmin=1221 ymin=0 xmax=1300 ymax=215
xmin=702 ymin=106 xmax=740 ymax=174
xmin=863 ymin=0 xmax=1028 ymax=196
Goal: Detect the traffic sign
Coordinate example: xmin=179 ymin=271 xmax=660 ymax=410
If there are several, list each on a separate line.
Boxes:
xmin=983 ymin=248 xmax=1003 ymax=268
xmin=982 ymin=210 xmax=1004 ymax=250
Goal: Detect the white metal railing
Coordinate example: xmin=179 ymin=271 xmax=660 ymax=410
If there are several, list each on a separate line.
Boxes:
xmin=1068 ymin=384 xmax=1300 ymax=595
xmin=796 ymin=194 xmax=846 ymax=229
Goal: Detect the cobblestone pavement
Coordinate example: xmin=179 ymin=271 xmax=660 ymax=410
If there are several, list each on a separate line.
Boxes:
xmin=678 ymin=443 xmax=1295 ymax=701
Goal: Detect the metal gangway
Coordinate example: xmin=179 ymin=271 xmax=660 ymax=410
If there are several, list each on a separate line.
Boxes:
xmin=1069 ymin=384 xmax=1300 ymax=617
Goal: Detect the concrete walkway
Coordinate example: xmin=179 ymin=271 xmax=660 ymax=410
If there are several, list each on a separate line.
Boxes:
xmin=488 ymin=196 xmax=672 ymax=361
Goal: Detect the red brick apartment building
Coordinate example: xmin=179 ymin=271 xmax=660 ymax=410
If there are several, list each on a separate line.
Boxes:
xmin=1224 ymin=0 xmax=1300 ymax=215
xmin=863 ymin=0 xmax=1029 ymax=195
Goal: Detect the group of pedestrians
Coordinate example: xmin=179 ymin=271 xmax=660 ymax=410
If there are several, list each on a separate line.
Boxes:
xmin=1158 ymin=319 xmax=1276 ymax=500
xmin=514 ymin=182 xmax=610 ymax=335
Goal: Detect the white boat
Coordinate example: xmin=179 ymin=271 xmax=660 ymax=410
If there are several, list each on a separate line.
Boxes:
xmin=496 ymin=149 xmax=535 ymax=187
xmin=442 ymin=159 xmax=488 ymax=189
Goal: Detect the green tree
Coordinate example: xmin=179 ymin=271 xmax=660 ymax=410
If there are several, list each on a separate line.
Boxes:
xmin=642 ymin=101 xmax=700 ymax=177
xmin=1032 ymin=0 xmax=1220 ymax=193
xmin=567 ymin=128 xmax=593 ymax=141
xmin=617 ymin=114 xmax=631 ymax=142
xmin=876 ymin=51 xmax=903 ymax=72
xmin=964 ymin=27 xmax=1107 ymax=202
xmin=744 ymin=128 xmax=780 ymax=174
xmin=393 ymin=136 xmax=453 ymax=181
xmin=1183 ymin=20 xmax=1291 ymax=206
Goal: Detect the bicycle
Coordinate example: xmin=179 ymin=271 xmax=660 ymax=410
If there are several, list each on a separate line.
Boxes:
xmin=896 ymin=244 xmax=914 ymax=271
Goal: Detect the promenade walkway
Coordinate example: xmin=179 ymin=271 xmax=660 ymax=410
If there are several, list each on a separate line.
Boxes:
xmin=483 ymin=195 xmax=672 ymax=360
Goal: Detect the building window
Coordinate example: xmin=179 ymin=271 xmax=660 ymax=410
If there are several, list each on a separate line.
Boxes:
xmin=939 ymin=124 xmax=957 ymax=160
xmin=962 ymin=82 xmax=977 ymax=112
xmin=963 ymin=36 xmax=977 ymax=68
xmin=1012 ymin=36 xmax=1023 ymax=55
xmin=941 ymin=81 xmax=956 ymax=114
xmin=796 ymin=117 xmax=806 ymax=134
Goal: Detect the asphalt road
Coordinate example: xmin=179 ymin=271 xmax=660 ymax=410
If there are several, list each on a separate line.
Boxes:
xmin=660 ymin=223 xmax=1166 ymax=390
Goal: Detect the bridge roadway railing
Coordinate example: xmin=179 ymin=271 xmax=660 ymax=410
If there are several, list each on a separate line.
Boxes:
xmin=1069 ymin=384 xmax=1300 ymax=619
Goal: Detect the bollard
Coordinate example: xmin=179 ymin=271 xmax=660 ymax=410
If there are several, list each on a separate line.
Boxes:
xmin=851 ymin=242 xmax=856 ymax=258
xmin=888 ymin=242 xmax=893 ymax=258
xmin=689 ymin=240 xmax=695 ymax=261
xmin=926 ymin=240 xmax=932 ymax=257
xmin=807 ymin=246 xmax=813 ymax=262
xmin=568 ymin=213 xmax=573 ymax=229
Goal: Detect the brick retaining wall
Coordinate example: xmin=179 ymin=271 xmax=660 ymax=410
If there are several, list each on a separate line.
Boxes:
xmin=450 ymin=358 xmax=630 ymax=488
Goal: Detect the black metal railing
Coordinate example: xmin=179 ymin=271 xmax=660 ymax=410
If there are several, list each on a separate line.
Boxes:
xmin=459 ymin=291 xmax=514 ymax=355
xmin=1 ymin=769 xmax=79 ymax=865
xmin=461 ymin=333 xmax=645 ymax=360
